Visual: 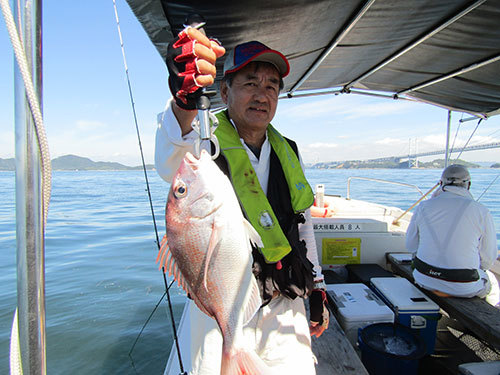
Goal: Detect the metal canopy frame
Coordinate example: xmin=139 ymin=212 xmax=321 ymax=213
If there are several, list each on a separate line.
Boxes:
xmin=341 ymin=0 xmax=487 ymax=92
xmin=287 ymin=0 xmax=377 ymax=97
xmin=397 ymin=54 xmax=500 ymax=97
xmin=126 ymin=0 xmax=500 ymax=119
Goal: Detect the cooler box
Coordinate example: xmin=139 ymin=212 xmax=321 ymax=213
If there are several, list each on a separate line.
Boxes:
xmin=459 ymin=361 xmax=500 ymax=375
xmin=370 ymin=277 xmax=440 ymax=355
xmin=327 ymin=283 xmax=394 ymax=347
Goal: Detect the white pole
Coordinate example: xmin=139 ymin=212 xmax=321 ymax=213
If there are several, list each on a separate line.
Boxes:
xmin=444 ymin=110 xmax=451 ymax=167
xmin=14 ymin=0 xmax=46 ymax=373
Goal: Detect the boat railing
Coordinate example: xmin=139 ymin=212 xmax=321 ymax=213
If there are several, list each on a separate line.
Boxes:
xmin=346 ymin=176 xmax=424 ymax=200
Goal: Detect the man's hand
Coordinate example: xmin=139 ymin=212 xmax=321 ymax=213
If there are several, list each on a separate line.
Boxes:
xmin=166 ymin=26 xmax=225 ymax=110
xmin=309 ymin=289 xmax=329 ymax=338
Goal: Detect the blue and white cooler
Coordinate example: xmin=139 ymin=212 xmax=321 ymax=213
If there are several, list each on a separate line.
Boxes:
xmin=370 ymin=277 xmax=440 ymax=355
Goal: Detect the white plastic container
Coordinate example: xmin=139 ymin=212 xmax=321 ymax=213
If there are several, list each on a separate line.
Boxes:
xmin=315 ymin=184 xmax=325 ymax=208
xmin=327 ymin=283 xmax=394 ymax=347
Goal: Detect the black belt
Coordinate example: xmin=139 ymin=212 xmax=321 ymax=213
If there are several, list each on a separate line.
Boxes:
xmin=413 ymin=257 xmax=480 ymax=283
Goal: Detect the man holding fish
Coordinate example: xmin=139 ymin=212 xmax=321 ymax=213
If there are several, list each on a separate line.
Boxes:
xmin=155 ymin=24 xmax=328 ymax=374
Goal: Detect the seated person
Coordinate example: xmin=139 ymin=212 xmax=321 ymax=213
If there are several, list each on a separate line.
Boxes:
xmin=406 ymin=164 xmax=499 ymax=306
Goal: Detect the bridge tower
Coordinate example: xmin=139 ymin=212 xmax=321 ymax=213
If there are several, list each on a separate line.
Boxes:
xmin=408 ymin=138 xmax=418 ymax=168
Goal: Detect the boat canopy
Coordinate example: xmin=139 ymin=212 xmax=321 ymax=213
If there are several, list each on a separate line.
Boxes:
xmin=126 ymin=0 xmax=500 ymax=118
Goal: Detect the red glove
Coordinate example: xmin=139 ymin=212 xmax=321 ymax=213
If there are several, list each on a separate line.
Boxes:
xmin=309 ymin=288 xmax=329 ymax=338
xmin=166 ymin=27 xmax=224 ymax=110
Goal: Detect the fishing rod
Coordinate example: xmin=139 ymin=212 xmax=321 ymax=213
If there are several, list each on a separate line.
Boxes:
xmin=111 ymin=2 xmax=187 ymax=374
xmin=392 ymin=182 xmax=440 ymax=225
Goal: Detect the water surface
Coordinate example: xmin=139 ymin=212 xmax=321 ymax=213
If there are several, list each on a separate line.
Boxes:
xmin=1 ymin=168 xmax=499 ymax=374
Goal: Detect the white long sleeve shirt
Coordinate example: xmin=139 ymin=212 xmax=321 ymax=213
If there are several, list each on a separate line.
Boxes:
xmin=155 ymin=99 xmax=323 ymax=282
xmin=406 ymin=185 xmax=498 ymax=297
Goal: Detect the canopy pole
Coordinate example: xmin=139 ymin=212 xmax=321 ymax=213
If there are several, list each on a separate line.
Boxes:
xmin=14 ymin=0 xmax=46 ymax=373
xmin=444 ymin=110 xmax=451 ymax=167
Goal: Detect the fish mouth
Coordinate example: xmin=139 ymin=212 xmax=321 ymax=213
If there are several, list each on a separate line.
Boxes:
xmin=184 ymin=152 xmax=201 ymax=170
xmin=184 ymin=151 xmax=210 ymax=171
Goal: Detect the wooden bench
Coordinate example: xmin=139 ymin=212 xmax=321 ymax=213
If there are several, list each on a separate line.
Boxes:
xmin=386 ymin=254 xmax=500 ymax=351
xmin=307 ymin=295 xmax=369 ymax=374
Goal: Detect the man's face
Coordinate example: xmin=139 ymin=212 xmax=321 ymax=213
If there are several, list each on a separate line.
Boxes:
xmin=221 ymin=62 xmax=280 ymax=134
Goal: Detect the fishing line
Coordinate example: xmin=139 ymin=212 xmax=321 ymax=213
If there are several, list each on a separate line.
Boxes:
xmin=484 ymin=128 xmax=500 ymax=139
xmin=448 ymin=115 xmax=498 ymax=202
xmin=128 ymin=279 xmax=178 ymax=372
xmin=128 ymin=290 xmax=166 ymax=374
xmin=112 ymin=1 xmax=186 ymax=373
xmin=454 ymin=118 xmax=482 ymax=162
xmin=477 ymin=173 xmax=500 ymax=202
xmin=128 ymin=286 xmax=168 ymax=357
xmin=449 ymin=112 xmax=463 ymax=160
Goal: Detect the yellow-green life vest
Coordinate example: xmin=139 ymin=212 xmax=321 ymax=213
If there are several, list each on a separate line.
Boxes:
xmin=214 ymin=111 xmax=314 ymax=263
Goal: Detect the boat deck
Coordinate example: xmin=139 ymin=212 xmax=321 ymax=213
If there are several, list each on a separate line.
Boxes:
xmin=309 ymin=304 xmax=369 ymax=374
xmin=315 ymin=266 xmax=500 ymax=375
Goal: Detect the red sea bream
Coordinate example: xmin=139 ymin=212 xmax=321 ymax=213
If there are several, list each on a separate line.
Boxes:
xmin=157 ymin=150 xmax=271 ymax=375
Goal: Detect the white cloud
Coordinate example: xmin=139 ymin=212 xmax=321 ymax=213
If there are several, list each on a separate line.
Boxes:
xmin=306 ymin=142 xmax=338 ymax=149
xmin=375 ymin=137 xmax=406 ymax=146
xmin=47 ymin=119 xmax=155 ymax=166
xmin=341 ymin=100 xmax=418 ymax=119
xmin=75 ymin=120 xmax=107 ymax=131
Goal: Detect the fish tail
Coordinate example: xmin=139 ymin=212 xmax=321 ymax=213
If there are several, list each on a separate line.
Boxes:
xmin=221 ymin=349 xmax=273 ymax=375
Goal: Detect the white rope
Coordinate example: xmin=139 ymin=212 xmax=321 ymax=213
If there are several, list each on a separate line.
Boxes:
xmin=9 ymin=309 xmax=23 ymax=375
xmin=1 ymin=0 xmax=51 ymax=226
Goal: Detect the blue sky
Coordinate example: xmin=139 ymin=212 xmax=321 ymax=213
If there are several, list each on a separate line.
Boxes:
xmin=1 ymin=1 xmax=500 ymax=166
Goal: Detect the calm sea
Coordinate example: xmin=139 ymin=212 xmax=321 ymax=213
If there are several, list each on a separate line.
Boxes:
xmin=1 ymin=168 xmax=500 ymax=374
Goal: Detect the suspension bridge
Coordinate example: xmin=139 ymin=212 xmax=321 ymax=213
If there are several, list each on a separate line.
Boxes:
xmin=311 ymin=142 xmax=500 ymax=169
xmin=366 ymin=142 xmax=500 ymax=165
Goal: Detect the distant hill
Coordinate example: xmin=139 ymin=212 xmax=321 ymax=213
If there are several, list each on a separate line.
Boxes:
xmin=0 ymin=155 xmax=154 ymax=171
xmin=0 ymin=158 xmax=15 ymax=171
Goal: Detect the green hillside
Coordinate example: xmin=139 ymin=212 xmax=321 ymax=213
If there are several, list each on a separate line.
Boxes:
xmin=0 ymin=155 xmax=154 ymax=171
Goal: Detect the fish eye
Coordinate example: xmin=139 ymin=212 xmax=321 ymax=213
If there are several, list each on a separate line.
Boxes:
xmin=174 ymin=182 xmax=187 ymax=199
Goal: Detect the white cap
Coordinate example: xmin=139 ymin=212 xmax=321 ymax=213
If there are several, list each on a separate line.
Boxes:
xmin=440 ymin=164 xmax=471 ymax=187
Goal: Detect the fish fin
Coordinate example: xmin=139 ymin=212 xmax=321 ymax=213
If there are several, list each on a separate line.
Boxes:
xmin=155 ymin=239 xmax=191 ymax=296
xmin=243 ymin=219 xmax=263 ymax=248
xmin=156 ymin=235 xmax=169 ymax=272
xmin=156 ymin=235 xmax=214 ymax=319
xmin=167 ymin=260 xmax=214 ymax=318
xmin=203 ymin=220 xmax=222 ymax=291
xmin=242 ymin=277 xmax=262 ymax=327
xmin=221 ymin=348 xmax=272 ymax=375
